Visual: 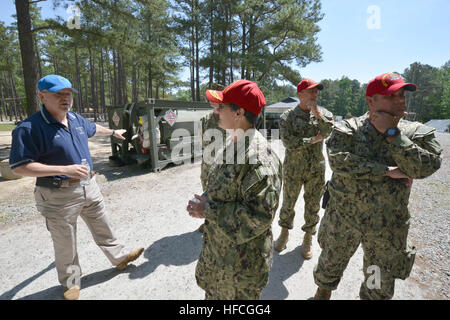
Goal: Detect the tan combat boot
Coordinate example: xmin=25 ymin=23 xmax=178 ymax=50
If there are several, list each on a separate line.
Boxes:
xmin=301 ymin=232 xmax=313 ymax=259
xmin=116 ymin=248 xmax=144 ymax=271
xmin=63 ymin=285 xmax=80 ymax=300
xmin=274 ymin=228 xmax=289 ymax=252
xmin=314 ymin=287 xmax=331 ymax=300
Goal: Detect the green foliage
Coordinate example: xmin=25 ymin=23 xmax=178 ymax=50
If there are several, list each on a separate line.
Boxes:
xmin=0 ymin=0 xmax=448 ymax=124
xmin=317 ymin=77 xmax=368 ymax=117
xmin=317 ymin=62 xmax=449 ymax=121
xmin=402 ymin=61 xmax=449 ymax=122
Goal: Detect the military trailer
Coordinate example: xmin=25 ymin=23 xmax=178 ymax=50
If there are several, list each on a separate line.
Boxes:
xmin=107 ymin=99 xmax=211 ymax=172
xmin=107 ymin=98 xmax=272 ymax=172
xmin=264 ymin=96 xmax=299 ymax=132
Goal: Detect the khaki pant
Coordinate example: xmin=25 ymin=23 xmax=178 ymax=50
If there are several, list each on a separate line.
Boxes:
xmin=34 ymin=177 xmax=129 ymax=288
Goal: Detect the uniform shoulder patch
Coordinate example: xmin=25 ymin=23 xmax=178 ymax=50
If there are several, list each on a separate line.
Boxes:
xmin=333 ymin=119 xmax=355 ymax=135
xmin=280 ymin=110 xmax=291 ymax=122
xmin=413 ymin=124 xmax=436 ymax=139
xmin=318 ymin=106 xmax=334 ymax=120
xmin=240 ymin=164 xmax=267 ymax=194
xmin=397 ymin=120 xmax=434 ymax=139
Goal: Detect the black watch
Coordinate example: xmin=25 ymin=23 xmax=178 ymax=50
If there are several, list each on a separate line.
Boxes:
xmin=111 ymin=129 xmax=115 ymax=137
xmin=382 ymin=127 xmax=400 ymax=139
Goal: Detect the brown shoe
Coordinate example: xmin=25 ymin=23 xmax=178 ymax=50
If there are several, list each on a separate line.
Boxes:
xmin=301 ymin=232 xmax=313 ymax=259
xmin=274 ymin=228 xmax=289 ymax=252
xmin=116 ymin=248 xmax=144 ymax=271
xmin=314 ymin=287 xmax=332 ymax=300
xmin=63 ymin=285 xmax=80 ymax=300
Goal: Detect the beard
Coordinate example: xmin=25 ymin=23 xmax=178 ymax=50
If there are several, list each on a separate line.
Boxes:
xmin=59 ymin=103 xmax=72 ymax=112
xmin=390 ymin=105 xmax=406 ymax=117
xmin=213 ymin=113 xmax=219 ymax=121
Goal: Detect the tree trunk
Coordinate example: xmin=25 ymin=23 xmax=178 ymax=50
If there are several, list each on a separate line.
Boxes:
xmin=194 ymin=0 xmax=200 ymax=101
xmin=10 ymin=72 xmax=23 ymax=121
xmin=209 ymin=0 xmax=214 ymax=86
xmin=136 ymin=67 xmax=140 ymax=101
xmin=190 ymin=31 xmax=195 ymax=101
xmin=148 ymin=64 xmax=153 ymax=99
xmin=100 ymin=48 xmax=106 ymax=116
xmin=8 ymin=71 xmax=19 ymax=122
xmin=247 ymin=20 xmax=254 ymax=80
xmin=113 ymin=49 xmax=118 ymax=105
xmin=241 ymin=18 xmax=246 ymax=79
xmin=107 ymin=55 xmax=113 ymax=106
xmin=225 ymin=4 xmax=233 ymax=83
xmin=74 ymin=46 xmax=82 ymax=113
xmin=53 ymin=57 xmax=58 ymax=74
xmin=0 ymin=79 xmax=5 ymax=121
xmin=2 ymin=72 xmax=12 ymax=121
xmin=88 ymin=47 xmax=97 ymax=121
xmin=14 ymin=0 xmax=39 ymax=116
xmin=83 ymin=74 xmax=89 ymax=113
xmin=34 ymin=35 xmax=42 ymax=79
xmin=132 ymin=62 xmax=137 ymax=102
xmin=195 ymin=32 xmax=200 ymax=101
xmin=221 ymin=14 xmax=227 ymax=85
xmin=117 ymin=51 xmax=127 ymax=104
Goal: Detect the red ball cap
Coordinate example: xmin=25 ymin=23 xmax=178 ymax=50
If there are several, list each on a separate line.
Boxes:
xmin=366 ymin=72 xmax=417 ymax=97
xmin=297 ymin=79 xmax=324 ymax=93
xmin=205 ymin=79 xmax=266 ymax=115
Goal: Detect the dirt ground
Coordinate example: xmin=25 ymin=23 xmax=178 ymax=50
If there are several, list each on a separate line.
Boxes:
xmin=0 ymin=127 xmax=448 ymax=300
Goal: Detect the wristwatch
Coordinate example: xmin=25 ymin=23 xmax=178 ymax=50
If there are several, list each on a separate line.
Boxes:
xmin=382 ymin=127 xmax=400 ymax=139
xmin=111 ymin=129 xmax=115 ymax=137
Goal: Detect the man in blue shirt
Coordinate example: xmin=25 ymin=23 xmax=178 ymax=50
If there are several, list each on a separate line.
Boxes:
xmin=10 ymin=75 xmax=144 ymax=300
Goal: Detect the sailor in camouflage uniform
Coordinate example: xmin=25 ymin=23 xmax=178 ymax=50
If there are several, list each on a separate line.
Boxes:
xmin=275 ymin=79 xmax=334 ymax=260
xmin=200 ymin=83 xmax=226 ymax=192
xmin=313 ymin=73 xmax=442 ymax=300
xmin=198 ymin=85 xmax=226 ymax=234
xmin=187 ymin=80 xmax=282 ymax=300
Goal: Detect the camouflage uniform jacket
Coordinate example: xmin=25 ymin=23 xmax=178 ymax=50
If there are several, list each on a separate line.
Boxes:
xmin=198 ymin=129 xmax=282 ymax=278
xmin=200 ymin=112 xmax=225 ymax=188
xmin=326 ymin=113 xmax=442 ymax=232
xmin=280 ymin=106 xmax=334 ymax=168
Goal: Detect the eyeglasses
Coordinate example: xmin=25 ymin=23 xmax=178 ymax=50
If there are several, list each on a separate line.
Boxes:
xmin=53 ymin=91 xmax=73 ymax=98
xmin=42 ymin=90 xmax=73 ymax=98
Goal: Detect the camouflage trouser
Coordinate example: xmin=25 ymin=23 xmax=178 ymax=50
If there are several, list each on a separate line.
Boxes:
xmin=196 ymin=262 xmax=267 ymax=300
xmin=204 ymin=281 xmax=262 ymax=300
xmin=313 ymin=206 xmax=416 ymax=300
xmin=278 ymin=163 xmax=325 ymax=234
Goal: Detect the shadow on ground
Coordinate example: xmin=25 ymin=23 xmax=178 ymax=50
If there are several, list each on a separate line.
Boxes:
xmin=91 ymin=156 xmax=194 ymax=182
xmin=261 ymin=245 xmax=306 ymax=300
xmin=128 ymin=230 xmax=203 ymax=280
xmin=0 ymin=262 xmax=57 ymax=300
xmin=1 ymin=230 xmax=202 ymax=300
xmin=1 ymin=232 xmax=308 ymax=300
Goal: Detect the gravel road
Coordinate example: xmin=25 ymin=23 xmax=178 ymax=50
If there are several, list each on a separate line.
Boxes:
xmin=0 ymin=130 xmax=448 ymax=300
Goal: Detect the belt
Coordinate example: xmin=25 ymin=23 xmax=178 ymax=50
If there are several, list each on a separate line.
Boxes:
xmin=36 ymin=171 xmax=96 ymax=188
xmin=65 ymin=171 xmax=96 ymax=184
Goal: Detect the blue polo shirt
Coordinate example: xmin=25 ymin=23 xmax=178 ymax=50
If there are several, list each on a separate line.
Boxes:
xmin=9 ymin=105 xmax=97 ymax=178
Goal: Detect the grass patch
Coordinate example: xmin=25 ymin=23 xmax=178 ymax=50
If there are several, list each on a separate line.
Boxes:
xmin=0 ymin=123 xmax=16 ymax=131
